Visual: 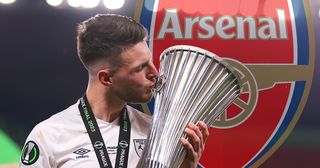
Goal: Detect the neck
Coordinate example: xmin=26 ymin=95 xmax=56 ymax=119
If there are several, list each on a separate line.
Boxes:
xmin=85 ymin=82 xmax=125 ymax=122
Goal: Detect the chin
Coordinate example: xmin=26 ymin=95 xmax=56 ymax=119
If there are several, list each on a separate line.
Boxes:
xmin=128 ymin=94 xmax=153 ymax=104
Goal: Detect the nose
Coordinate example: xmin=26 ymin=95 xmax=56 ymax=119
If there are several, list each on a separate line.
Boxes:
xmin=147 ymin=63 xmax=159 ymax=82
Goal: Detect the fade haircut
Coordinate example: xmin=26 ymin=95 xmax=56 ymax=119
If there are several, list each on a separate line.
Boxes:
xmin=77 ymin=14 xmax=147 ymax=74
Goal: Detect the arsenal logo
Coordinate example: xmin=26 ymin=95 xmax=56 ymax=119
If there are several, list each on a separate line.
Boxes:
xmin=135 ymin=0 xmax=315 ymax=167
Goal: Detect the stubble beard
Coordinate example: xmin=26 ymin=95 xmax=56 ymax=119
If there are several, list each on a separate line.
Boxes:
xmin=116 ymin=86 xmax=154 ymax=104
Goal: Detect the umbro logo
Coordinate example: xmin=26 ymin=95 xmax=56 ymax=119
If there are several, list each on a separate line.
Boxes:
xmin=73 ymin=148 xmax=90 ymax=159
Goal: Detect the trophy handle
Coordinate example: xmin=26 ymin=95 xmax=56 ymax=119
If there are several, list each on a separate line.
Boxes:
xmin=211 ymin=58 xmax=258 ymax=128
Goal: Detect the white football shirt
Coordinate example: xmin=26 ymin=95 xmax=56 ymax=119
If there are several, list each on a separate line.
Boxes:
xmin=20 ymin=100 xmax=151 ymax=168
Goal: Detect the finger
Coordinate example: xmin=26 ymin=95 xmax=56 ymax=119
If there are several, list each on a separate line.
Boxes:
xmin=197 ymin=121 xmax=209 ymax=144
xmin=188 ymin=123 xmax=203 ymax=143
xmin=180 ymin=137 xmax=196 ymax=159
xmin=184 ymin=127 xmax=201 ymax=152
xmin=188 ymin=122 xmax=205 ymax=152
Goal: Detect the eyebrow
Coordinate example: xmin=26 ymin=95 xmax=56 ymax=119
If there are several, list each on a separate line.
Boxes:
xmin=140 ymin=61 xmax=150 ymax=68
xmin=134 ymin=60 xmax=150 ymax=70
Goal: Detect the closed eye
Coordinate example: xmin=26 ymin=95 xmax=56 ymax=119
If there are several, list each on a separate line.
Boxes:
xmin=135 ymin=65 xmax=144 ymax=72
xmin=133 ymin=60 xmax=152 ymax=73
xmin=134 ymin=63 xmax=147 ymax=72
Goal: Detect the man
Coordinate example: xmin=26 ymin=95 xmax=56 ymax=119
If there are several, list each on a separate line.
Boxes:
xmin=20 ymin=14 xmax=209 ymax=168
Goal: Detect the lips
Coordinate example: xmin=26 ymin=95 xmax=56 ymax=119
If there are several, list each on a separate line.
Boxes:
xmin=146 ymin=83 xmax=156 ymax=94
xmin=147 ymin=85 xmax=155 ymax=92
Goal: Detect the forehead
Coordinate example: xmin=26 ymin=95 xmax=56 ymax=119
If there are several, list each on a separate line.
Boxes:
xmin=120 ymin=41 xmax=151 ymax=66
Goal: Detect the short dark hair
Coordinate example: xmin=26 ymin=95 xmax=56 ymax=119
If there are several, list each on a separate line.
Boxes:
xmin=77 ymin=14 xmax=147 ymax=72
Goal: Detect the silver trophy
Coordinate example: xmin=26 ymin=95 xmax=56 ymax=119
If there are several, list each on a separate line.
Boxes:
xmin=138 ymin=45 xmax=242 ymax=168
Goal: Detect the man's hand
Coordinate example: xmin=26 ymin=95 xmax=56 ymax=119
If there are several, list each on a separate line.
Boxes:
xmin=179 ymin=121 xmax=209 ymax=168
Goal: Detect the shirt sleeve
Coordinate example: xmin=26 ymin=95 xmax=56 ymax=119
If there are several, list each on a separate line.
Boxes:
xmin=19 ymin=124 xmax=54 ymax=168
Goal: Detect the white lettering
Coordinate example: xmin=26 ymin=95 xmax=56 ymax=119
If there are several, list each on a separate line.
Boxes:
xmin=157 ymin=9 xmax=183 ymax=39
xmin=258 ymin=17 xmax=277 ymax=39
xmin=277 ymin=9 xmax=288 ymax=39
xmin=236 ymin=17 xmax=257 ymax=39
xmin=185 ymin=17 xmax=200 ymax=39
xmin=119 ymin=149 xmax=125 ymax=166
xmin=198 ymin=16 xmax=214 ymax=39
xmin=157 ymin=9 xmax=288 ymax=40
xmin=99 ymin=149 xmax=108 ymax=166
xmin=216 ymin=16 xmax=236 ymax=39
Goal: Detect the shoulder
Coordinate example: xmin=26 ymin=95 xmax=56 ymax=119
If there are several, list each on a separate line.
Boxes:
xmin=39 ymin=101 xmax=79 ymax=127
xmin=26 ymin=101 xmax=81 ymax=144
xmin=20 ymin=101 xmax=81 ymax=167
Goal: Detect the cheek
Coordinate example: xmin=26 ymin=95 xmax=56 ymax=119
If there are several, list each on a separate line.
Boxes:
xmin=127 ymin=74 xmax=146 ymax=87
xmin=117 ymin=77 xmax=144 ymax=91
xmin=129 ymin=80 xmax=146 ymax=91
xmin=113 ymin=72 xmax=147 ymax=90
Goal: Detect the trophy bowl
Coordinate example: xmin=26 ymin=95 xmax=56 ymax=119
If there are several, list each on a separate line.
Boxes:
xmin=138 ymin=45 xmax=242 ymax=168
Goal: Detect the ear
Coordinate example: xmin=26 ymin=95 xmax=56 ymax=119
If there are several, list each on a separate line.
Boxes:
xmin=97 ymin=69 xmax=113 ymax=86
